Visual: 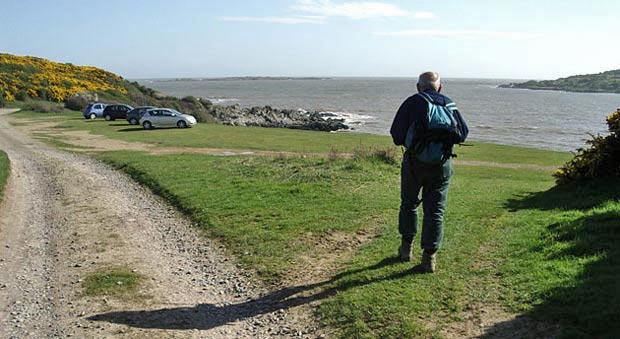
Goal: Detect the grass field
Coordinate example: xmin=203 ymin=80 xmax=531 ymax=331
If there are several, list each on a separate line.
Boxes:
xmin=0 ymin=150 xmax=8 ymax=198
xmin=13 ymin=110 xmax=570 ymax=165
xmin=10 ymin=110 xmax=620 ymax=338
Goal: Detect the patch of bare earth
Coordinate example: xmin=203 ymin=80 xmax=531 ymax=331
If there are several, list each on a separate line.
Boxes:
xmin=439 ymin=304 xmax=559 ymax=339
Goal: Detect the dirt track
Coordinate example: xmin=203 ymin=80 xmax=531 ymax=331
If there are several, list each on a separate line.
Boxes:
xmin=0 ymin=108 xmax=323 ymax=338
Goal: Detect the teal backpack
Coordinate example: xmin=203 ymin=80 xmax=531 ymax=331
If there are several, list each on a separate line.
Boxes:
xmin=405 ymin=92 xmax=463 ymax=164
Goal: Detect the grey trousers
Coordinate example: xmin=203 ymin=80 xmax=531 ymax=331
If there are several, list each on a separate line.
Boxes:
xmin=398 ymin=153 xmax=452 ymax=252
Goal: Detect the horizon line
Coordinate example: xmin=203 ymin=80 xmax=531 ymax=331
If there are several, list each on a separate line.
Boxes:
xmin=129 ymin=75 xmax=537 ymax=81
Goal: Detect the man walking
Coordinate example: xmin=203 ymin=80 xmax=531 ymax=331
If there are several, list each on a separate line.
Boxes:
xmin=390 ymin=71 xmax=468 ymax=273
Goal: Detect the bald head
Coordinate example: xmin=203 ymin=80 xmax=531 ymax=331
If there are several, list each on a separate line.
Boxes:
xmin=417 ymin=71 xmax=441 ymax=92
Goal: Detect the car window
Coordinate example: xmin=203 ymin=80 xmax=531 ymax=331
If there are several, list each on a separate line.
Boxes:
xmin=94 ymin=104 xmax=101 ymax=109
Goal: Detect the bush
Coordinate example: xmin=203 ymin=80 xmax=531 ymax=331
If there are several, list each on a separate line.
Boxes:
xmin=0 ymin=91 xmax=5 ymax=108
xmin=36 ymin=88 xmax=50 ymax=101
xmin=15 ymin=90 xmax=28 ymax=101
xmin=353 ymin=146 xmax=399 ymax=165
xmin=65 ymin=94 xmax=89 ymax=111
xmin=555 ymin=109 xmax=620 ymax=184
xmin=23 ymin=101 xmax=65 ymax=113
xmin=181 ymin=95 xmax=200 ymax=106
xmin=200 ymin=98 xmax=213 ymax=109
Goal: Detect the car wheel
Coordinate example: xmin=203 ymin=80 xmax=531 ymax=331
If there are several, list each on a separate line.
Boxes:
xmin=104 ymin=115 xmax=112 ymax=121
xmin=177 ymin=120 xmax=187 ymax=128
xmin=89 ymin=113 xmax=97 ymax=119
xmin=129 ymin=118 xmax=138 ymax=125
xmin=143 ymin=121 xmax=152 ymax=130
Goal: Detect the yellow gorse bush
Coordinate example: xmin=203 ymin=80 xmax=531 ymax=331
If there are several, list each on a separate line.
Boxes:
xmin=607 ymin=109 xmax=620 ymax=133
xmin=0 ymin=53 xmax=127 ymax=102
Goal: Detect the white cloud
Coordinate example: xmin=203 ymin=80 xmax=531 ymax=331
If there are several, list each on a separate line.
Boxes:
xmin=293 ymin=0 xmax=409 ymax=19
xmin=413 ymin=12 xmax=436 ymax=19
xmin=218 ymin=1 xmax=433 ymax=25
xmin=375 ymin=29 xmax=538 ymax=40
xmin=218 ymin=15 xmax=325 ymax=24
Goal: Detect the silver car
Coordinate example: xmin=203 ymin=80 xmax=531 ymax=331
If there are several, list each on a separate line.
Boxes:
xmin=139 ymin=108 xmax=197 ymax=129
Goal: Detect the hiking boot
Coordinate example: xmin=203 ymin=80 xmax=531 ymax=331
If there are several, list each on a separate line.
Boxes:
xmin=422 ymin=251 xmax=436 ymax=273
xmin=398 ymin=239 xmax=412 ymax=262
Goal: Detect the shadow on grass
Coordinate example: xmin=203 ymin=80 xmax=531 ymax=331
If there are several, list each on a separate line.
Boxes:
xmin=116 ymin=127 xmax=187 ymax=132
xmin=88 ymin=256 xmax=420 ymax=331
xmin=116 ymin=127 xmax=145 ymax=132
xmin=506 ymin=178 xmax=620 ymax=211
xmin=482 ymin=179 xmax=620 ymax=338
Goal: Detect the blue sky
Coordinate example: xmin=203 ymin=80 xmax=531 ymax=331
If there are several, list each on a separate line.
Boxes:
xmin=2 ymin=0 xmax=619 ymax=79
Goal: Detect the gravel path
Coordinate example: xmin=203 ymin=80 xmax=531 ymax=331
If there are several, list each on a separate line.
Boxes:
xmin=0 ymin=108 xmax=322 ymax=339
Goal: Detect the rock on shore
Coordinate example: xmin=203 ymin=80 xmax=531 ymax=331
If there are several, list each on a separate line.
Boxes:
xmin=209 ymin=104 xmax=349 ymax=132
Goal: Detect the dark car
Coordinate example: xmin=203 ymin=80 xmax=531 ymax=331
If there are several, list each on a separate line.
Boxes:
xmin=102 ymin=104 xmax=134 ymax=121
xmin=126 ymin=106 xmax=155 ymax=125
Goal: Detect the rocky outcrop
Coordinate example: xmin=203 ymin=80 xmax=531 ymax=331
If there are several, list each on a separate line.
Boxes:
xmin=209 ymin=104 xmax=349 ymax=132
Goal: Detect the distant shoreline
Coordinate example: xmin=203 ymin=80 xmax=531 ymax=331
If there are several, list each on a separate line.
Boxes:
xmin=499 ymin=69 xmax=620 ymax=95
xmin=499 ymin=83 xmax=620 ymax=95
xmin=152 ymin=77 xmax=333 ymax=82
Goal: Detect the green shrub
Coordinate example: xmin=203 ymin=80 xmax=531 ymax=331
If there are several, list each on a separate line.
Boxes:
xmin=353 ymin=146 xmax=400 ymax=165
xmin=15 ymin=90 xmax=28 ymax=101
xmin=36 ymin=87 xmax=50 ymax=101
xmin=23 ymin=101 xmax=65 ymax=113
xmin=181 ymin=95 xmax=200 ymax=106
xmin=0 ymin=91 xmax=5 ymax=107
xmin=200 ymin=98 xmax=213 ymax=109
xmin=0 ymin=151 xmax=8 ymax=198
xmin=64 ymin=95 xmax=89 ymax=111
xmin=555 ymin=109 xmax=620 ymax=184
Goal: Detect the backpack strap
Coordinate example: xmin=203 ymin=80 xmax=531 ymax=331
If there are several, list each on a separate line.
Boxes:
xmin=417 ymin=92 xmax=460 ymax=111
xmin=415 ymin=91 xmax=434 ymax=104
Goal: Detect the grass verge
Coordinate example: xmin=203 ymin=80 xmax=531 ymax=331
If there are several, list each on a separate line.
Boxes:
xmin=0 ymin=151 xmax=8 ymax=198
xmin=83 ymin=269 xmax=142 ymax=297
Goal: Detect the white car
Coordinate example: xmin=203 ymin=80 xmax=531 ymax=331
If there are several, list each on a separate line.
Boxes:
xmin=140 ymin=108 xmax=197 ymax=129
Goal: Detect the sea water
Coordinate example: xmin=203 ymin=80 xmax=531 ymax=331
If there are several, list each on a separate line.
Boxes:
xmin=139 ymin=77 xmax=620 ymax=152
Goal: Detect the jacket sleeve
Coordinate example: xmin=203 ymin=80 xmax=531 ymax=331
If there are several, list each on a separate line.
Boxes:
xmin=453 ymin=109 xmax=469 ymax=142
xmin=390 ymin=96 xmax=418 ymax=146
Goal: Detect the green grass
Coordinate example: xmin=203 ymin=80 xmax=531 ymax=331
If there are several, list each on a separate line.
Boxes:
xmin=83 ymin=270 xmax=142 ymax=297
xmin=11 ymin=110 xmax=572 ymax=166
xmin=0 ymin=150 xmax=8 ymax=198
xmin=498 ymin=180 xmax=620 ymax=338
xmin=95 ymin=147 xmax=620 ymax=338
xmin=98 ymin=151 xmax=399 ymax=282
xmin=317 ymin=165 xmax=559 ymax=338
xmin=12 ymin=108 xmax=619 ymax=338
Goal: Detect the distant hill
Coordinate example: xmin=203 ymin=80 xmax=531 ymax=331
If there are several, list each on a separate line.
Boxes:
xmin=500 ymin=69 xmax=620 ymax=94
xmin=0 ymin=53 xmax=132 ymax=102
xmin=0 ymin=53 xmax=217 ymax=122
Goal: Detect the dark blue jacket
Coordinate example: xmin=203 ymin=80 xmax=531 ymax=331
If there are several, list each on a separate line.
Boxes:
xmin=390 ymin=89 xmax=468 ymax=147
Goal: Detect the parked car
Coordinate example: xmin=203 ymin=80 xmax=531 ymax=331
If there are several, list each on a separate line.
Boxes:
xmin=102 ymin=104 xmax=134 ymax=121
xmin=140 ymin=108 xmax=197 ymax=129
xmin=83 ymin=102 xmax=106 ymax=119
xmin=126 ymin=106 xmax=155 ymax=125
